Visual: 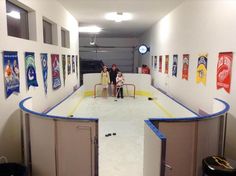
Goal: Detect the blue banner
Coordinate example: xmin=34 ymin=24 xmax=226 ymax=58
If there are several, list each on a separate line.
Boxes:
xmin=3 ymin=51 xmax=20 ymax=98
xmin=41 ymin=53 xmax=48 ymax=94
xmin=172 ymin=54 xmax=178 ymax=77
xmin=67 ymin=55 xmax=71 ymax=75
xmin=25 ymin=52 xmax=38 ymax=89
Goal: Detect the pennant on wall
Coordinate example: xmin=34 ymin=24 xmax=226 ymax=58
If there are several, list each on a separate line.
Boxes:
xmin=67 ymin=55 xmax=71 ymax=75
xmin=154 ymin=56 xmax=157 ymax=70
xmin=3 ymin=51 xmax=20 ymax=98
xmin=182 ymin=54 xmax=189 ymax=80
xmin=25 ymin=52 xmax=38 ymax=89
xmin=76 ymin=55 xmax=79 ymax=79
xmin=40 ymin=53 xmax=48 ymax=94
xmin=51 ymin=54 xmax=61 ymax=90
xmin=172 ymin=54 xmax=178 ymax=77
xmin=165 ymin=55 xmax=169 ymax=74
xmin=151 ymin=56 xmax=154 ymax=69
xmin=72 ymin=55 xmax=75 ymax=73
xmin=196 ymin=54 xmax=208 ymax=85
xmin=62 ymin=55 xmax=66 ymax=85
xmin=159 ymin=56 xmax=162 ymax=72
xmin=217 ymin=52 xmax=233 ymax=93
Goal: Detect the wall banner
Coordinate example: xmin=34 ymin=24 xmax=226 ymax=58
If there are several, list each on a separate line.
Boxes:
xmin=62 ymin=55 xmax=66 ymax=85
xmin=159 ymin=55 xmax=162 ymax=72
xmin=165 ymin=55 xmax=169 ymax=74
xmin=72 ymin=55 xmax=75 ymax=73
xmin=67 ymin=55 xmax=71 ymax=75
xmin=196 ymin=54 xmax=208 ymax=85
xmin=76 ymin=55 xmax=79 ymax=79
xmin=217 ymin=52 xmax=233 ymax=93
xmin=182 ymin=54 xmax=189 ymax=80
xmin=41 ymin=53 xmax=48 ymax=94
xmin=172 ymin=54 xmax=178 ymax=77
xmin=25 ymin=52 xmax=38 ymax=89
xmin=3 ymin=51 xmax=20 ymax=98
xmin=151 ymin=56 xmax=154 ymax=69
xmin=154 ymin=56 xmax=157 ymax=70
xmin=51 ymin=54 xmax=61 ymax=90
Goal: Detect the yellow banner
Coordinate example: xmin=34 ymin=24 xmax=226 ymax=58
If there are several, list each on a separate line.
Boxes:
xmin=196 ymin=54 xmax=208 ymax=85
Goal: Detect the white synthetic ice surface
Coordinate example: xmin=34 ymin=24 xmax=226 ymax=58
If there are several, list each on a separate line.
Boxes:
xmin=73 ymin=96 xmax=168 ymax=176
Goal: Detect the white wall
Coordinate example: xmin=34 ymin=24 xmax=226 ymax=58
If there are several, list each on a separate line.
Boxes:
xmin=139 ymin=1 xmax=236 ymax=159
xmin=0 ymin=0 xmax=79 ymax=162
xmin=79 ymin=37 xmax=139 ymax=72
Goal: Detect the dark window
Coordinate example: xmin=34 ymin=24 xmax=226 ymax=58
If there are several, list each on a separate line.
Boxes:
xmin=43 ymin=20 xmax=53 ymax=44
xmin=6 ymin=0 xmax=29 ymax=39
xmin=61 ymin=28 xmax=70 ymax=48
xmin=61 ymin=29 xmax=66 ymax=47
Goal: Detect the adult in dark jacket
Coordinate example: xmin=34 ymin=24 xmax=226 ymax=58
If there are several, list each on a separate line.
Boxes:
xmin=109 ymin=64 xmax=119 ymax=96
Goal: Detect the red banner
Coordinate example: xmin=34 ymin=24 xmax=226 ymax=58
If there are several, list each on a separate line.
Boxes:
xmin=51 ymin=54 xmax=61 ymax=90
xmin=217 ymin=52 xmax=233 ymax=93
xmin=159 ymin=55 xmax=162 ymax=72
xmin=165 ymin=55 xmax=169 ymax=74
xmin=182 ymin=54 xmax=189 ymax=80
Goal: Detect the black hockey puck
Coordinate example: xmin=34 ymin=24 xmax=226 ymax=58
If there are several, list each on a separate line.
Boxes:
xmin=105 ymin=133 xmax=112 ymax=137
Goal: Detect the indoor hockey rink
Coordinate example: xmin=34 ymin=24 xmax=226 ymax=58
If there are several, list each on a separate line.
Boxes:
xmin=20 ymin=73 xmax=228 ymax=176
xmin=44 ymin=73 xmax=198 ymax=176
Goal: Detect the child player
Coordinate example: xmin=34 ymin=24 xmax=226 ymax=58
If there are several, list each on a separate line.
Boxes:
xmin=116 ymin=72 xmax=124 ymax=99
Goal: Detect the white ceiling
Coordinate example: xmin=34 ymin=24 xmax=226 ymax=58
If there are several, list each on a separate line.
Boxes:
xmin=57 ymin=0 xmax=186 ymax=38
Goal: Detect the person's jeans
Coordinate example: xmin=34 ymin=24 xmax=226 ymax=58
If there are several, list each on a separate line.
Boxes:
xmin=116 ymin=87 xmax=123 ymax=98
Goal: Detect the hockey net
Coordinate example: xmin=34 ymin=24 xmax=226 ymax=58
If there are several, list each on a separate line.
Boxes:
xmin=94 ymin=83 xmax=135 ymax=98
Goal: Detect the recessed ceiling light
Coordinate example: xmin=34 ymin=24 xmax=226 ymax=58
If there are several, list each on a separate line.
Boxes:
xmin=105 ymin=12 xmax=132 ymax=23
xmin=79 ymin=25 xmax=102 ymax=34
xmin=7 ymin=11 xmax=21 ymax=19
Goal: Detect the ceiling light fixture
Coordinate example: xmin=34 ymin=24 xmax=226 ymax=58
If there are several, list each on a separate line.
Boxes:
xmin=105 ymin=12 xmax=132 ymax=23
xmin=7 ymin=11 xmax=21 ymax=19
xmin=79 ymin=25 xmax=102 ymax=34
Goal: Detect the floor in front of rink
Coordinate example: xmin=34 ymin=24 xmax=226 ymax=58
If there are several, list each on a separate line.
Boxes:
xmin=73 ymin=96 xmax=169 ymax=176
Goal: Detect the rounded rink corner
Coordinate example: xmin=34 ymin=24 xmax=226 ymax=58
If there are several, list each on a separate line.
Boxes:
xmin=19 ymin=73 xmax=230 ymax=176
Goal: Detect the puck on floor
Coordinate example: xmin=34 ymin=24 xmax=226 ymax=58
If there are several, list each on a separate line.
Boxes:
xmin=105 ymin=133 xmax=112 ymax=137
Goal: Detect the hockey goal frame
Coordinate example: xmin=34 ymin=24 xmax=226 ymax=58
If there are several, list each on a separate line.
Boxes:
xmin=94 ymin=83 xmax=136 ymax=98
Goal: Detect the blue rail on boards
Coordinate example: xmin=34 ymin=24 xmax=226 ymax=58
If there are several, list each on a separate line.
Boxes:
xmin=19 ymin=97 xmax=98 ymax=122
xmin=145 ymin=120 xmax=166 ymax=140
xmin=149 ymin=98 xmax=230 ymax=122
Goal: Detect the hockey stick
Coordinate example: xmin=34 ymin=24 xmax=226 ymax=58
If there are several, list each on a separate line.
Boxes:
xmin=114 ymin=87 xmax=121 ymax=101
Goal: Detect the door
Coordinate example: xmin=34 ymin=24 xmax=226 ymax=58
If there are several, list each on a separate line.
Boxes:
xmin=56 ymin=121 xmax=98 ymax=176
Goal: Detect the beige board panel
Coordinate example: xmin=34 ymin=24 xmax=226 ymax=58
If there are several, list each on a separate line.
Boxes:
xmin=30 ymin=117 xmax=56 ymax=176
xmin=158 ymin=122 xmax=196 ymax=176
xmin=56 ymin=121 xmax=97 ymax=176
xmin=143 ymin=123 xmax=163 ymax=176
